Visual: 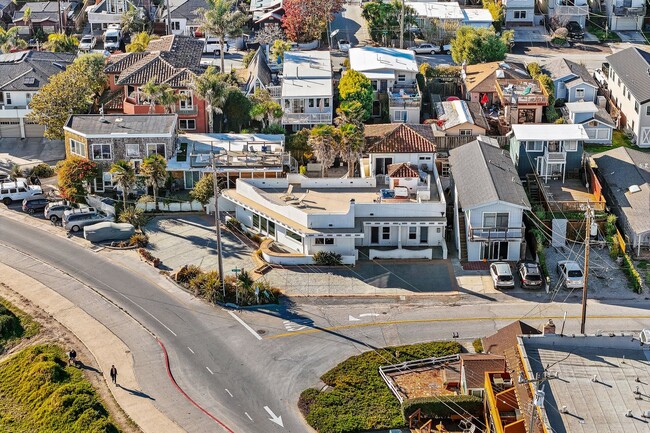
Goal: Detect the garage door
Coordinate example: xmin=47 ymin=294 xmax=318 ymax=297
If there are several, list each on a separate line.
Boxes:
xmin=0 ymin=120 xmax=21 ymax=137
xmin=24 ymin=120 xmax=45 ymax=138
xmin=613 ymin=17 xmax=639 ymax=31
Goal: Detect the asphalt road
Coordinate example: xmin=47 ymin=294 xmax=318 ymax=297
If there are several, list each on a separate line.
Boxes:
xmin=4 ymin=213 xmax=650 ymax=433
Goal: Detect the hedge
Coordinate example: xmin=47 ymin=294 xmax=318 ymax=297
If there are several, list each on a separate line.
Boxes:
xmin=402 ymin=395 xmax=483 ymax=419
xmin=621 ymin=253 xmax=643 ymax=293
xmin=298 ymin=341 xmax=463 ymax=433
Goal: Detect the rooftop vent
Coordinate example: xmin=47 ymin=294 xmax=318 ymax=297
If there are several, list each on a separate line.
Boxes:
xmin=629 ymin=184 xmax=641 ymax=193
xmin=23 ymin=76 xmax=35 ymax=85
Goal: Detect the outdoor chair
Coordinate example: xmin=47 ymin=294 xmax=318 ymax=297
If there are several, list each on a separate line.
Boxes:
xmin=280 ymin=184 xmax=295 ymax=201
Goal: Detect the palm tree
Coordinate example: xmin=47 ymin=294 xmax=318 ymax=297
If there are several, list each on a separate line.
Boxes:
xmin=140 ymin=154 xmax=167 ymax=210
xmin=249 ymin=88 xmax=283 ymax=130
xmin=334 ymin=100 xmax=365 ymax=128
xmin=44 ymin=32 xmax=79 ymax=53
xmin=139 ymin=78 xmax=162 ymax=113
xmin=307 ymin=125 xmax=339 ymax=177
xmin=190 ymin=66 xmax=229 ymax=132
xmin=23 ymin=7 xmax=33 ymax=38
xmin=126 ymin=31 xmax=156 ymax=52
xmin=110 ymin=160 xmax=136 ymax=210
xmin=121 ymin=6 xmax=147 ymax=34
xmin=196 ymin=0 xmax=247 ymax=73
xmin=337 ymin=123 xmax=364 ymax=177
xmin=158 ymin=85 xmax=186 ymax=113
xmin=0 ymin=27 xmax=28 ymax=53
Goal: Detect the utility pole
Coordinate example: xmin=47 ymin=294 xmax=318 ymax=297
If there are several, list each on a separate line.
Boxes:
xmin=580 ymin=204 xmax=591 ymax=334
xmin=211 ymin=153 xmax=226 ymax=301
xmin=166 ymin=0 xmax=172 ymax=35
xmin=399 ymin=0 xmax=405 ymax=49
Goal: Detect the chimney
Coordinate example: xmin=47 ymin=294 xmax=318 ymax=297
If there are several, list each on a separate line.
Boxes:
xmin=543 ymin=319 xmax=556 ymax=335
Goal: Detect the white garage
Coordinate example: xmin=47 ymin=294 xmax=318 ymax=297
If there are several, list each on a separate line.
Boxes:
xmin=0 ymin=120 xmax=21 ymax=137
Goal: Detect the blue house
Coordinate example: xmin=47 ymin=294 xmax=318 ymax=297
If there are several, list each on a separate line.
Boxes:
xmin=543 ymin=58 xmax=598 ymax=103
xmin=563 ymin=101 xmax=615 ymax=144
xmin=509 ymin=124 xmax=589 ymax=182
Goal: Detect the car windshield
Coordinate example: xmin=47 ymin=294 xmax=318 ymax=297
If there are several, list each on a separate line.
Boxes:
xmin=106 ymin=36 xmax=118 ymax=43
xmin=568 ymin=270 xmax=583 ymax=278
xmin=82 ymin=37 xmax=92 ymax=42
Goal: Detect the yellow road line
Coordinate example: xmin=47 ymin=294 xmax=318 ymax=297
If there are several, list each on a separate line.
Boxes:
xmin=267 ymin=314 xmax=650 ymax=339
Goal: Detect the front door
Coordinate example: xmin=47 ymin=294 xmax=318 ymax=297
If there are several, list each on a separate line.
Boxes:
xmin=420 ymin=226 xmax=428 ymax=244
xmin=481 ymin=241 xmax=509 ymax=260
xmin=371 ymin=226 xmax=379 ymax=244
xmin=375 ymin=157 xmax=393 ymax=175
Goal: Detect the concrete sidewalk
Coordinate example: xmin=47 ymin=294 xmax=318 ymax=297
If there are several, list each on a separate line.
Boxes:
xmin=0 ymin=263 xmax=184 ymax=433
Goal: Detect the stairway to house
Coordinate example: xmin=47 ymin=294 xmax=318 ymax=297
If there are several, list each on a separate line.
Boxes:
xmin=526 ymin=174 xmax=540 ymax=204
xmin=458 ymin=213 xmax=468 ymax=262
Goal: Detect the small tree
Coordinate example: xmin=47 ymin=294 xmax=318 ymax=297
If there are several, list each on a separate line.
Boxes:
xmin=527 ymin=62 xmax=542 ymax=78
xmin=121 ymin=6 xmax=148 ymax=34
xmin=334 ymin=100 xmax=365 ymax=128
xmin=450 ymin=26 xmax=512 ymax=65
xmin=0 ymin=25 xmax=27 ymax=53
xmin=140 ymin=154 xmax=167 ymax=210
xmin=308 ymin=125 xmax=339 ymax=177
xmin=44 ymin=33 xmax=79 ymax=52
xmin=118 ymin=206 xmax=146 ymax=228
xmin=338 ymin=70 xmax=373 ymax=121
xmin=223 ymin=87 xmax=251 ymax=132
xmin=197 ymin=0 xmax=247 ymax=73
xmin=127 ymin=32 xmax=157 ymax=52
xmin=56 ymin=157 xmax=98 ymax=202
xmin=254 ymin=24 xmax=285 ymax=46
xmin=249 ymin=88 xmax=283 ymax=129
xmin=190 ymin=66 xmax=230 ymax=132
xmin=110 ymin=160 xmax=136 ymax=210
xmin=337 ymin=123 xmax=364 ymax=177
xmin=270 ymin=39 xmax=292 ymax=64
xmin=190 ymin=173 xmax=215 ymax=205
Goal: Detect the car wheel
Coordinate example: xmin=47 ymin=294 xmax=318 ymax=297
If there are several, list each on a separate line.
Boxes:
xmin=430 ymin=50 xmax=436 ymax=55
xmin=71 ymin=225 xmax=80 ymax=233
xmin=2 ymin=198 xmax=11 ymax=205
xmin=50 ymin=215 xmax=59 ymax=223
xmin=445 ymin=50 xmax=451 ymax=55
xmin=28 ymin=208 xmax=35 ymax=215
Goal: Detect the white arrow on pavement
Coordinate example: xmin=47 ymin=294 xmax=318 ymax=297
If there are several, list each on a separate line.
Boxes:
xmin=348 ymin=315 xmax=361 ymax=321
xmin=264 ymin=406 xmax=284 ymax=427
xmin=359 ymin=313 xmax=380 ymax=318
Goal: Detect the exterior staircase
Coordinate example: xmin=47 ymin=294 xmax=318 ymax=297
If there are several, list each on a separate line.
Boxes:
xmin=458 ymin=213 xmax=468 ymax=262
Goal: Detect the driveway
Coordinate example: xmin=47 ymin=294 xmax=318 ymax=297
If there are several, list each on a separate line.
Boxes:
xmin=617 ymin=31 xmax=647 ymax=43
xmin=512 ymin=26 xmax=549 ymax=43
xmin=0 ymin=138 xmax=65 ymax=174
xmin=145 ymin=215 xmax=255 ymax=275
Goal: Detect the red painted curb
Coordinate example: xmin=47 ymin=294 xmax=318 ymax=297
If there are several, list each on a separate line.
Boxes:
xmin=157 ymin=338 xmax=236 ymax=433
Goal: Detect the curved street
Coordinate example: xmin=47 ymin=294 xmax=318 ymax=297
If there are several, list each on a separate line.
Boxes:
xmin=3 ymin=213 xmax=650 ymax=433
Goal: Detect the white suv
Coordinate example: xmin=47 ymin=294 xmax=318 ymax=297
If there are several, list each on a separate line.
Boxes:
xmin=557 ymin=260 xmax=584 ymax=289
xmin=0 ymin=180 xmax=43 ymax=205
xmin=490 ymin=262 xmax=515 ymax=289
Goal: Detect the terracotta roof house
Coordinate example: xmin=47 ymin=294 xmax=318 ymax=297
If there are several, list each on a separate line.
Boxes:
xmin=461 ymin=61 xmax=530 ymax=106
xmin=482 ymin=320 xmax=540 ymax=356
xmin=104 ymin=35 xmax=209 ymax=133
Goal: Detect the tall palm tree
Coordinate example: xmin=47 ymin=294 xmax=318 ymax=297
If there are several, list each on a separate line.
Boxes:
xmin=0 ymin=27 xmax=28 ymax=53
xmin=140 ymin=78 xmax=163 ymax=113
xmin=337 ymin=123 xmax=364 ymax=178
xmin=189 ymin=66 xmax=229 ymax=132
xmin=110 ymin=160 xmax=136 ymax=210
xmin=140 ymin=154 xmax=167 ymax=210
xmin=23 ymin=7 xmax=33 ymax=38
xmin=158 ymin=85 xmax=186 ymax=113
xmin=196 ymin=0 xmax=247 ymax=73
xmin=307 ymin=125 xmax=339 ymax=178
xmin=44 ymin=32 xmax=79 ymax=53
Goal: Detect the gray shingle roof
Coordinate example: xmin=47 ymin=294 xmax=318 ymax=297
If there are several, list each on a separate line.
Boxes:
xmin=543 ymin=58 xmax=597 ymax=88
xmin=449 ymin=137 xmax=531 ymax=210
xmin=65 ymin=114 xmax=178 ymax=136
xmin=593 ymin=147 xmax=650 ymax=236
xmin=606 ymin=47 xmax=650 ymax=104
xmin=13 ymin=1 xmax=70 ymax=23
xmin=170 ymin=0 xmax=206 ymax=24
xmin=0 ymin=51 xmax=75 ymax=91
xmin=245 ymin=47 xmax=272 ymax=90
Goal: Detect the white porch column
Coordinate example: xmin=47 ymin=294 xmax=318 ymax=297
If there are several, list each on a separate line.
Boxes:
xmin=397 ymin=225 xmax=402 ymax=249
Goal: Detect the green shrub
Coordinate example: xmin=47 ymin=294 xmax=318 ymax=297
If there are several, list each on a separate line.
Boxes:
xmin=0 ymin=305 xmax=21 ymax=341
xmin=137 ymin=194 xmax=155 ymax=203
xmin=472 ymin=338 xmax=483 ymax=353
xmin=402 ymin=395 xmax=483 ymax=420
xmin=299 ymin=165 xmax=308 ymax=175
xmin=30 ymin=163 xmax=55 ymax=178
xmin=621 ymin=253 xmax=643 ymax=293
xmin=174 ymin=265 xmax=203 ymax=285
xmin=527 ymin=62 xmax=542 ymax=78
xmin=226 ymin=218 xmax=243 ymax=233
xmin=189 ymin=270 xmax=221 ymax=302
xmin=609 ymin=236 xmax=620 ymax=260
xmin=300 ymin=341 xmax=462 ymax=433
xmin=313 ymin=251 xmax=343 ymax=266
xmin=242 ymin=49 xmax=255 ymax=67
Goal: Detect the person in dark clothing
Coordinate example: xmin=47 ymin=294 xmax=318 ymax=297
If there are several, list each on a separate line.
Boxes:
xmin=68 ymin=349 xmax=77 ymax=366
xmin=110 ymin=365 xmax=117 ymax=385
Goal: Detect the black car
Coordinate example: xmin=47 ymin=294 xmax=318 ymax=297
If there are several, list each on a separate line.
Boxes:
xmin=566 ymin=21 xmax=584 ymax=39
xmin=517 ymin=261 xmax=543 ymax=289
xmin=22 ymin=196 xmax=50 ymax=215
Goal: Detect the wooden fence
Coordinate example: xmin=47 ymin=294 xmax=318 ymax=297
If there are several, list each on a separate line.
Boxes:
xmin=616 ymin=228 xmax=626 ymax=253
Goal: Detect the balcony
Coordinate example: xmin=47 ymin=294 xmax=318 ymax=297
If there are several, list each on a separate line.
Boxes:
xmin=267 ymin=85 xmax=281 ymax=99
xmin=1 ymin=104 xmax=28 ymax=110
xmin=468 ymin=225 xmax=525 ymax=241
xmin=554 ymin=4 xmax=589 ymax=15
xmin=178 ymin=105 xmax=198 ymax=115
xmin=388 ymin=85 xmax=421 ymax=108
xmin=613 ymin=4 xmax=645 ymax=15
xmin=282 ymin=112 xmax=332 ymax=125
xmin=496 ymin=79 xmax=548 ymax=107
xmin=544 ymin=149 xmax=567 ymax=163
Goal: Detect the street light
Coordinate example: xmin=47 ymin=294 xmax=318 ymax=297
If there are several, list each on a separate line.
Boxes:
xmin=210 ymin=152 xmax=226 ymax=301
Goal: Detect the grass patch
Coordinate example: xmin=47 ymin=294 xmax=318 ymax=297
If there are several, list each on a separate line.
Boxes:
xmin=0 ymin=297 xmax=40 ymax=352
xmin=298 ymin=341 xmax=462 ymax=433
xmin=585 ymin=130 xmax=635 ymax=154
xmin=587 ymin=23 xmax=621 ymax=42
xmin=0 ymin=344 xmax=120 ymax=433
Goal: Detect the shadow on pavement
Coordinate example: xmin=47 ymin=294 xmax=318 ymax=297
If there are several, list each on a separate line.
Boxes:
xmin=117 ymin=384 xmax=156 ymax=400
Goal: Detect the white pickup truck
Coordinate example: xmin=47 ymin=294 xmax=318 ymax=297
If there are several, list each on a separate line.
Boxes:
xmin=201 ymin=37 xmax=228 ymax=55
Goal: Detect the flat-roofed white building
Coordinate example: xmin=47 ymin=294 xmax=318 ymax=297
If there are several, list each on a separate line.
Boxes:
xmin=281 ymin=50 xmax=333 ymax=128
xmin=349 ymin=47 xmax=421 ymax=124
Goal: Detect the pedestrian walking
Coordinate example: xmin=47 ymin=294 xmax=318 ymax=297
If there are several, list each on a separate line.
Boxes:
xmin=68 ymin=349 xmax=77 ymax=366
xmin=110 ymin=365 xmax=118 ymax=385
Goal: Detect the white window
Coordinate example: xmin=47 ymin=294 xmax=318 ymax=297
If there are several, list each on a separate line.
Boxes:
xmin=25 ymin=93 xmax=32 ymax=105
xmin=5 ymin=92 xmax=11 ymax=105
xmin=371 ymin=80 xmax=378 ymax=91
xmin=397 ymin=74 xmax=406 ymax=82
xmin=103 ymin=172 xmax=114 ymax=187
xmin=646 ymin=106 xmax=650 ymax=116
xmin=146 ymin=143 xmax=166 ymax=157
xmin=69 ymin=138 xmax=86 ymax=157
xmin=315 ymin=238 xmax=334 ymax=245
xmin=92 ymin=143 xmax=112 ymax=160
xmin=179 ymin=119 xmax=196 ymax=130
xmin=525 ymin=140 xmax=543 ymax=151
xmin=179 ymin=90 xmax=193 ymax=110
xmin=459 ymin=129 xmax=473 ymax=136
xmin=126 ymin=143 xmax=140 ymax=157
xmin=286 ymin=229 xmax=302 ymax=242
xmin=393 ymin=110 xmax=407 ymax=122
xmin=409 ymin=226 xmax=417 ymax=240
xmin=382 ymin=226 xmax=390 ymax=240
xmin=308 ymin=98 xmax=314 ymax=108
xmin=324 ymin=98 xmax=330 ymax=108
xmin=564 ymin=140 xmax=578 ymax=151
xmin=440 ymin=160 xmax=450 ymax=177
xmin=171 ymin=21 xmax=181 ymax=31
xmin=514 ymin=10 xmax=527 ymax=19
xmin=635 ymin=101 xmax=639 ymax=113
xmin=575 ymin=88 xmax=585 ymax=99
xmin=483 ymin=212 xmax=509 ymax=228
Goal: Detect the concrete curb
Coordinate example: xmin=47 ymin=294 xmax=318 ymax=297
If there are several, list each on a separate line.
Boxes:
xmin=0 ymin=263 xmax=185 ymax=433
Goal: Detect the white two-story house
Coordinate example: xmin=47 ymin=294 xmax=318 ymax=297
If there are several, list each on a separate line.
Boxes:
xmin=450 ymin=137 xmax=531 ymax=262
xmin=349 ymin=47 xmax=421 ymax=124
xmin=606 ymin=47 xmax=650 ymax=147
xmin=605 ymin=0 xmax=645 ymax=30
xmin=503 ymin=0 xmax=535 ymax=25
xmin=281 ymin=50 xmax=332 ymax=129
xmin=0 ymin=51 xmax=75 ymax=138
xmin=87 ymin=0 xmax=145 ymax=32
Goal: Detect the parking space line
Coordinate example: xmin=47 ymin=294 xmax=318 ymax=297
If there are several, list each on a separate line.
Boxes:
xmin=228 ymin=311 xmax=263 ymax=340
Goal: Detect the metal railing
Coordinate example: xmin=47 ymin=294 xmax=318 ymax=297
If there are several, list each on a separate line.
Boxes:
xmin=177 ymin=105 xmax=198 ymax=114
xmin=496 ymin=79 xmax=549 ymax=106
xmin=545 ymin=150 xmax=566 ymax=162
xmin=468 ymin=225 xmax=526 ymax=241
xmin=389 ymin=96 xmax=421 ymax=107
xmin=282 ymin=112 xmax=332 ymax=124
xmin=267 ymin=86 xmax=281 ymax=98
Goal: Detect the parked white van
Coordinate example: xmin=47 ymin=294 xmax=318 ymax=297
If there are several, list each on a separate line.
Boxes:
xmin=0 ymin=180 xmax=43 ymax=205
xmin=104 ymin=24 xmax=122 ymax=52
xmin=201 ymin=37 xmax=227 ymax=55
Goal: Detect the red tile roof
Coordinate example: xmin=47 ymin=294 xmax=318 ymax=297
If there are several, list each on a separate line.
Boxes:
xmin=387 ymin=162 xmax=420 ymax=178
xmin=482 ymin=320 xmax=541 ymax=356
xmin=365 ymin=123 xmax=437 ymax=153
